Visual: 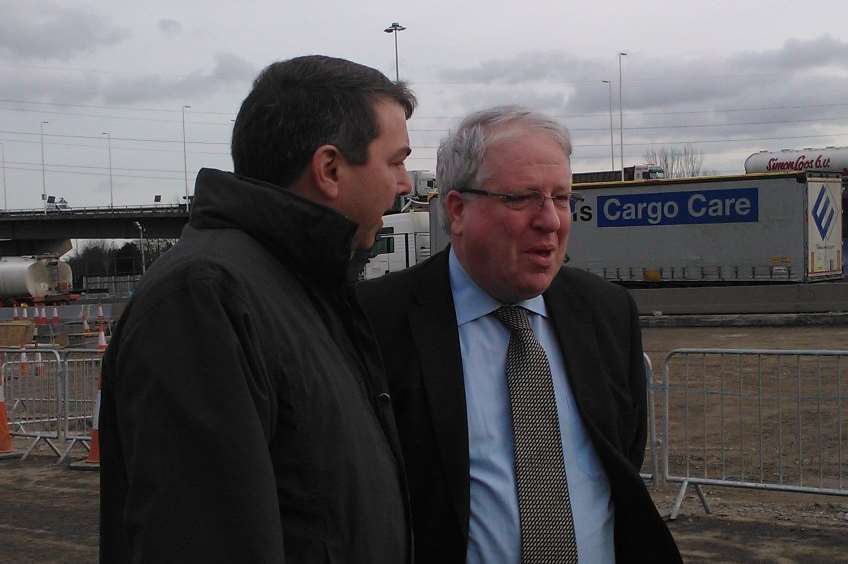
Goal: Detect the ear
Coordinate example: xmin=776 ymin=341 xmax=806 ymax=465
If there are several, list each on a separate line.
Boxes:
xmin=445 ymin=190 xmax=466 ymax=236
xmin=310 ymin=144 xmax=344 ymax=201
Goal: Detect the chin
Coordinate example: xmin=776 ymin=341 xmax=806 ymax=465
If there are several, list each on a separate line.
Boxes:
xmin=354 ymin=230 xmax=377 ymax=250
xmin=517 ymin=276 xmax=555 ymax=300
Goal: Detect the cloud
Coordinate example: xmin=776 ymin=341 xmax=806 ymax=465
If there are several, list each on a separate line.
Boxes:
xmin=158 ymin=19 xmax=182 ymax=36
xmin=101 ymin=53 xmax=256 ymax=105
xmin=0 ymin=52 xmax=257 ymax=106
xmin=435 ymin=36 xmax=848 ymax=173
xmin=435 ymin=36 xmax=848 ymax=131
xmin=0 ymin=2 xmax=129 ymax=61
xmin=734 ymin=35 xmax=848 ymax=72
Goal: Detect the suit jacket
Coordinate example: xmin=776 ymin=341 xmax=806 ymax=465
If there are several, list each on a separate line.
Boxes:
xmin=358 ymin=249 xmax=681 ymax=564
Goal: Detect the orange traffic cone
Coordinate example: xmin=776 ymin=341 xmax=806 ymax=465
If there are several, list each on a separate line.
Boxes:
xmin=51 ymin=307 xmax=60 ymax=327
xmin=96 ymin=303 xmax=105 ymax=323
xmin=97 ymin=326 xmax=108 ymax=351
xmin=0 ymin=377 xmax=21 ymax=460
xmin=20 ymin=305 xmax=28 ymax=321
xmin=79 ymin=305 xmax=90 ymax=332
xmin=12 ymin=305 xmax=19 ymax=321
xmin=37 ymin=306 xmax=47 ymax=326
xmin=70 ymin=377 xmax=100 ymax=470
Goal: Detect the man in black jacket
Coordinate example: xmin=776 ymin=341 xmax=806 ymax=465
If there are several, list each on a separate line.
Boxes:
xmin=100 ymin=56 xmax=417 ymax=563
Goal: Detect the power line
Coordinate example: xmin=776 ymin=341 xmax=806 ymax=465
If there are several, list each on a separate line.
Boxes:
xmin=4 ymin=96 xmax=848 ymax=121
xmin=0 ymin=97 xmax=232 ymax=115
xmin=4 ymin=163 xmax=198 ymax=182
xmin=409 ymin=102 xmax=848 ymax=120
xmin=0 ymin=137 xmax=230 ymax=155
xmin=407 ymin=115 xmax=848 ymax=135
xmin=409 ymin=131 xmax=847 ymax=150
xmin=0 ymin=106 xmax=233 ymax=126
xmin=0 ymin=129 xmax=228 ymax=145
xmin=5 ymin=159 xmax=188 ymax=174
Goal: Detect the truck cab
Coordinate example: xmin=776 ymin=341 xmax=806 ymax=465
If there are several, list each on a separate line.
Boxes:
xmin=363 ymin=210 xmax=430 ymax=280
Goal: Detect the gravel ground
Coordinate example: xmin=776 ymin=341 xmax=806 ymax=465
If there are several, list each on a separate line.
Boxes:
xmin=0 ymin=324 xmax=845 ymax=563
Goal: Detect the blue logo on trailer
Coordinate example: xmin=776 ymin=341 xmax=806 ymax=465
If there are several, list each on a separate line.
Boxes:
xmin=597 ymin=188 xmax=759 ymax=227
xmin=811 ymin=185 xmax=835 ymax=241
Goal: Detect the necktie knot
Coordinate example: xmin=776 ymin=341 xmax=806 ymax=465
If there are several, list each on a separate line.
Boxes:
xmin=493 ymin=305 xmax=532 ymax=334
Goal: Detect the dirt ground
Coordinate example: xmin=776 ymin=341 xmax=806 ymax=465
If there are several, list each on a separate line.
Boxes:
xmin=0 ymin=324 xmax=846 ymax=563
xmin=642 ymin=324 xmax=848 ymax=563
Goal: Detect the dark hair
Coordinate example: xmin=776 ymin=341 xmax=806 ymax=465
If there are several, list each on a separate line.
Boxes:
xmin=231 ymin=55 xmax=416 ymax=188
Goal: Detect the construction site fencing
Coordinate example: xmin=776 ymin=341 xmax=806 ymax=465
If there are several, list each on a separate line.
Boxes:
xmin=660 ymin=348 xmax=848 ymax=519
xmin=2 ymin=347 xmax=103 ymax=463
xmin=640 ymin=353 xmax=660 ymax=488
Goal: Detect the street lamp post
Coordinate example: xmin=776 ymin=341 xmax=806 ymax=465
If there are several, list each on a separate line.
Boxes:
xmin=134 ymin=221 xmax=146 ymax=275
xmin=601 ymin=80 xmax=615 ymax=171
xmin=384 ymin=22 xmax=406 ymax=81
xmin=0 ymin=142 xmax=6 ymax=210
xmin=102 ymin=132 xmax=114 ymax=208
xmin=181 ymin=105 xmax=191 ymax=203
xmin=618 ymin=52 xmax=627 ymax=181
xmin=40 ymin=121 xmax=48 ymax=214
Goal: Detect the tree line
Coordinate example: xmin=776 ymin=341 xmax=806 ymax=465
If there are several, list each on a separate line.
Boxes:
xmin=66 ymin=239 xmax=176 ymax=288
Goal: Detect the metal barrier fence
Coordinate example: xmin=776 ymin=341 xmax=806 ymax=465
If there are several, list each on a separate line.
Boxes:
xmin=661 ymin=348 xmax=848 ymax=519
xmin=2 ymin=347 xmax=103 ymax=462
xmin=640 ymin=353 xmax=660 ymax=488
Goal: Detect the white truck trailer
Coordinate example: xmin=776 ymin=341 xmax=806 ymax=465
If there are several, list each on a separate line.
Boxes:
xmin=363 ymin=210 xmax=431 ymax=280
xmin=566 ymin=171 xmax=843 ymax=283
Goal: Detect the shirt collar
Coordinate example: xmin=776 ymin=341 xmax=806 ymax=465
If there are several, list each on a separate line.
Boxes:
xmin=448 ymin=247 xmax=548 ymax=326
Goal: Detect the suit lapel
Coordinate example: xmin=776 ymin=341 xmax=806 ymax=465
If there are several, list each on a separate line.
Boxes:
xmin=545 ymin=271 xmax=617 ymax=442
xmin=408 ymin=250 xmax=469 ymax=534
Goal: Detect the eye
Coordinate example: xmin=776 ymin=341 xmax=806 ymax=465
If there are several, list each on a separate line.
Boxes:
xmin=551 ymin=194 xmax=572 ymax=208
xmin=503 ymin=193 xmax=534 ymax=204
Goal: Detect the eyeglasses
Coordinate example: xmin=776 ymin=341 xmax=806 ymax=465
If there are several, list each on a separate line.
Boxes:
xmin=459 ymin=188 xmax=584 ymax=211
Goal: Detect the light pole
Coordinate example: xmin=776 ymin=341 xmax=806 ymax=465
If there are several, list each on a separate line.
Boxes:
xmin=384 ymin=22 xmax=406 ymax=81
xmin=181 ymin=105 xmax=191 ymax=202
xmin=0 ymin=142 xmax=6 ymax=210
xmin=601 ymin=80 xmax=615 ymax=171
xmin=102 ymin=132 xmax=114 ymax=208
xmin=40 ymin=121 xmax=48 ymax=213
xmin=618 ymin=52 xmax=627 ymax=181
xmin=134 ymin=221 xmax=146 ymax=275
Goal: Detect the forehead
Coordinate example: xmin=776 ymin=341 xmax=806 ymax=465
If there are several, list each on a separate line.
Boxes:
xmin=483 ymin=131 xmax=571 ymax=187
xmin=373 ymin=99 xmax=408 ymax=135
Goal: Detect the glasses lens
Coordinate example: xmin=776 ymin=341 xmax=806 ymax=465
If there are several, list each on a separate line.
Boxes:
xmin=503 ymin=194 xmax=533 ymax=210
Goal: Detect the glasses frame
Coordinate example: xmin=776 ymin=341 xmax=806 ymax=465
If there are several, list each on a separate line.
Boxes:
xmin=459 ymin=188 xmax=584 ymax=211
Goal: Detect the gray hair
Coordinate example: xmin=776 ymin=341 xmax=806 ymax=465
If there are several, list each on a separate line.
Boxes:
xmin=436 ymin=105 xmax=572 ymax=227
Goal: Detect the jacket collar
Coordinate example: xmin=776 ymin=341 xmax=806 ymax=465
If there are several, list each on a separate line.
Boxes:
xmin=189 ymin=168 xmax=361 ymax=286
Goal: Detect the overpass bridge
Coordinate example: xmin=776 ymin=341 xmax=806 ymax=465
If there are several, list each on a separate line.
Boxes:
xmin=0 ymin=205 xmax=189 ymax=256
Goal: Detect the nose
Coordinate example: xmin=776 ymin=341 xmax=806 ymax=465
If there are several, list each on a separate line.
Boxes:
xmin=531 ymin=196 xmax=562 ymax=232
xmin=397 ymin=168 xmax=412 ymax=196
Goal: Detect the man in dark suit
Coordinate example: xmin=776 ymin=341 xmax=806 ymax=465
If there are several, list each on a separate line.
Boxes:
xmin=359 ymin=106 xmax=681 ymax=563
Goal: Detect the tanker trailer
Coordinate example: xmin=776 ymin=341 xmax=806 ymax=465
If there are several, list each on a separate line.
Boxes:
xmin=0 ymin=257 xmax=74 ymax=304
xmin=744 ymin=146 xmax=848 ymax=176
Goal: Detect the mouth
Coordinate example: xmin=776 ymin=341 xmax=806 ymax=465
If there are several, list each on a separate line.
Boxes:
xmin=527 ymin=245 xmax=556 ymax=257
xmin=525 ymin=245 xmax=559 ymax=267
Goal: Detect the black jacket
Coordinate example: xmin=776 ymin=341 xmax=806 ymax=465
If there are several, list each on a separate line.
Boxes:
xmin=100 ymin=168 xmax=411 ymax=563
xmin=358 ymin=250 xmax=681 ymax=564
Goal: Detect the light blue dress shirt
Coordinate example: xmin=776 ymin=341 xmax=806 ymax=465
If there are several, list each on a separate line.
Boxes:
xmin=449 ymin=249 xmax=615 ymax=564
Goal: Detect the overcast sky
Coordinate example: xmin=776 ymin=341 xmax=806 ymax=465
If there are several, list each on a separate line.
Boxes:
xmin=1 ymin=0 xmax=847 ymax=210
